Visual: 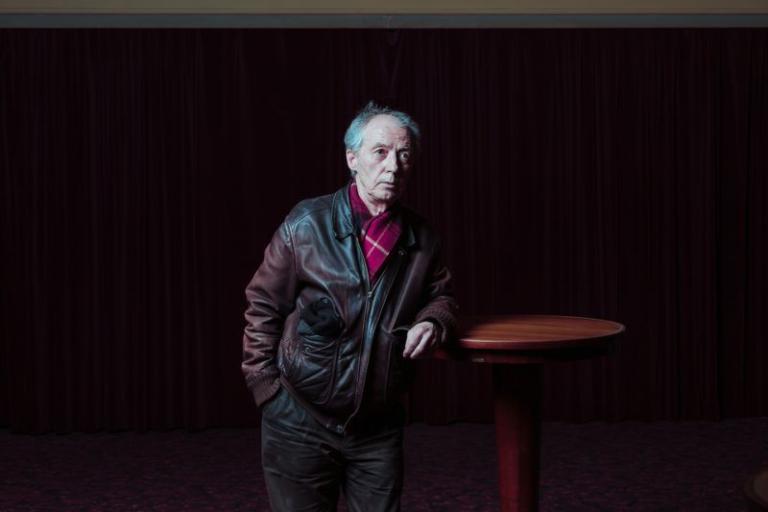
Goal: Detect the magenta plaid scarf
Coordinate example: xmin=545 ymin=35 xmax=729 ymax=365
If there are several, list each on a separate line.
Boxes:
xmin=349 ymin=183 xmax=402 ymax=284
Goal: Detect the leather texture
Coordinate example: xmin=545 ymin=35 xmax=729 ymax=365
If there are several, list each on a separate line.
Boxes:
xmin=242 ymin=183 xmax=458 ymax=433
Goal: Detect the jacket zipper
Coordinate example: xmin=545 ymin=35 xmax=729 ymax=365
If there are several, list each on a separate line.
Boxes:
xmin=343 ymin=236 xmax=373 ymax=431
xmin=342 ymin=242 xmax=404 ymax=432
xmin=369 ymin=248 xmax=405 ymax=399
xmin=368 ymin=248 xmax=405 ymax=346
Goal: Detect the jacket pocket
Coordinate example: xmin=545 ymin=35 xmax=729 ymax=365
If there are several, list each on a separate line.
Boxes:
xmin=288 ymin=320 xmax=341 ymax=406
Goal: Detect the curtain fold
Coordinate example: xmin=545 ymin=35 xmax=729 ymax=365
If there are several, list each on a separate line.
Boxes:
xmin=1 ymin=29 xmax=767 ymax=432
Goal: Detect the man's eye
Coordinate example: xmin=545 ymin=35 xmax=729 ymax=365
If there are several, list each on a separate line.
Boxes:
xmin=399 ymin=151 xmax=410 ymax=161
xmin=375 ymin=148 xmax=386 ymax=155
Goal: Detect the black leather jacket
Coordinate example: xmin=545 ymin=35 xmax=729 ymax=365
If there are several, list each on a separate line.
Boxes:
xmin=242 ymin=183 xmax=458 ymax=433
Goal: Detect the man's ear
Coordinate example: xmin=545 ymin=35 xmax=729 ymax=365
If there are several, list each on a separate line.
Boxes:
xmin=346 ymin=149 xmax=357 ymax=173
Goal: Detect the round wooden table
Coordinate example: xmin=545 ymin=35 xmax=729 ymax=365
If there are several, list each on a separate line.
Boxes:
xmin=434 ymin=314 xmax=625 ymax=512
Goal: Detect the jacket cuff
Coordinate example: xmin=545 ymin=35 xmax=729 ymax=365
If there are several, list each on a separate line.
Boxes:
xmin=425 ymin=320 xmax=443 ymax=344
xmin=247 ymin=372 xmax=282 ymax=407
xmin=414 ymin=307 xmax=456 ymax=345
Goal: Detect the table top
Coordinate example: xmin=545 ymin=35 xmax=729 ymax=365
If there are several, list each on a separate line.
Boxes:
xmin=434 ymin=314 xmax=625 ymax=364
xmin=458 ymin=314 xmax=625 ymax=351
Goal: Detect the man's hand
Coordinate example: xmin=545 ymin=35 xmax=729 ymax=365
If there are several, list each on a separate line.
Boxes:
xmin=403 ymin=321 xmax=440 ymax=359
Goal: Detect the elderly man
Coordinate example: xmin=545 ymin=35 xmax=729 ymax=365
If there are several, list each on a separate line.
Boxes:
xmin=242 ymin=102 xmax=458 ymax=512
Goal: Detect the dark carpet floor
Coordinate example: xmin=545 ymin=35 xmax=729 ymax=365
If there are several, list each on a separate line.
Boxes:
xmin=2 ymin=418 xmax=767 ymax=511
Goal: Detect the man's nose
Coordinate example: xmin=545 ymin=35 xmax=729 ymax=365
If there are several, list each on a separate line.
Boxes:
xmin=384 ymin=150 xmax=400 ymax=173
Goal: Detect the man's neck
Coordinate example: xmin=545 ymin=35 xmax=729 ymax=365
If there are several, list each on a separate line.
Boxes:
xmin=353 ymin=180 xmax=390 ymax=217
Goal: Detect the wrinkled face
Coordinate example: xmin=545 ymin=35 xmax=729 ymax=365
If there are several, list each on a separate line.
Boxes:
xmin=346 ymin=114 xmax=413 ymax=210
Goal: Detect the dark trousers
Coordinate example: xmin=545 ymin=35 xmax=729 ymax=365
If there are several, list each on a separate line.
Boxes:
xmin=260 ymin=387 xmax=404 ymax=512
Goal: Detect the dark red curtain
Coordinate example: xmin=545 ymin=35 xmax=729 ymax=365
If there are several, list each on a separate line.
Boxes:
xmin=1 ymin=29 xmax=767 ymax=433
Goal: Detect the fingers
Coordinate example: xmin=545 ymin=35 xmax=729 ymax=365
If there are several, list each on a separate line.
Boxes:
xmin=409 ymin=332 xmax=432 ymax=359
xmin=403 ymin=322 xmax=436 ymax=359
xmin=402 ymin=330 xmax=419 ymax=359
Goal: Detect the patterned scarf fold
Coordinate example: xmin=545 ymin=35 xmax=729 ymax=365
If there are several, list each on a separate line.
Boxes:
xmin=349 ymin=182 xmax=402 ymax=284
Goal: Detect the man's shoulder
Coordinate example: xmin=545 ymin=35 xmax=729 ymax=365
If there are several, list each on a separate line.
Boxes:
xmin=400 ymin=205 xmax=436 ymax=233
xmin=285 ymin=188 xmax=344 ymax=227
xmin=284 ymin=190 xmax=337 ymax=226
xmin=398 ymin=205 xmax=444 ymax=249
xmin=400 ymin=205 xmax=427 ymax=226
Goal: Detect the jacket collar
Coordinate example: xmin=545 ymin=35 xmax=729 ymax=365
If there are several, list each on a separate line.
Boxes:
xmin=332 ymin=182 xmax=416 ymax=248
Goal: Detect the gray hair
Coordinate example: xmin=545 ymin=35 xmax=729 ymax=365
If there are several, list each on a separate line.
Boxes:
xmin=343 ymin=101 xmax=421 ymax=155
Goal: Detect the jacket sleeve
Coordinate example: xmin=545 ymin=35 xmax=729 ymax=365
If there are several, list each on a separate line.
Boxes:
xmin=413 ymin=240 xmax=459 ymax=345
xmin=242 ymin=220 xmax=298 ymax=406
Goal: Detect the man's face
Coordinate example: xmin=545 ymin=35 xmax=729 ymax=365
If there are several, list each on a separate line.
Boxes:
xmin=346 ymin=114 xmax=413 ymax=210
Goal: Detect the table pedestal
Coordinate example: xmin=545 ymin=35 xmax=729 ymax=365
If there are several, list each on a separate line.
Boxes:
xmin=494 ymin=365 xmax=543 ymax=512
xmin=434 ymin=315 xmax=624 ymax=512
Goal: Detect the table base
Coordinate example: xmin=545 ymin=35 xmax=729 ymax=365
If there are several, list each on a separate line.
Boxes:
xmin=494 ymin=365 xmax=543 ymax=512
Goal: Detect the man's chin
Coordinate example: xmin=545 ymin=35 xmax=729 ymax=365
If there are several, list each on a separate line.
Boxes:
xmin=379 ymin=183 xmax=403 ymax=194
xmin=377 ymin=190 xmax=401 ymax=204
